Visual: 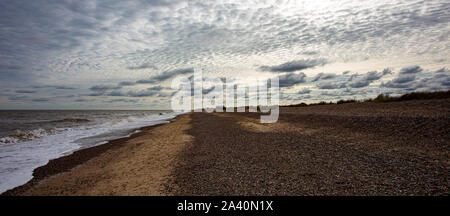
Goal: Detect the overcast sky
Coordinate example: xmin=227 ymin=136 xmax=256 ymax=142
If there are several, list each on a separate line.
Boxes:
xmin=0 ymin=0 xmax=449 ymax=109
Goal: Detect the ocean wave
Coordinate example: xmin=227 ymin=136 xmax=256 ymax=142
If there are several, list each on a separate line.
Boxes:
xmin=0 ymin=113 xmax=174 ymax=145
xmin=0 ymin=128 xmax=61 ymax=144
xmin=0 ymin=111 xmax=179 ymax=193
xmin=48 ymin=118 xmax=90 ymax=123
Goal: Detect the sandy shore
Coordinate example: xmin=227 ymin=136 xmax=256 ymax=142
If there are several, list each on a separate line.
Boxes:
xmin=3 ymin=99 xmax=450 ymax=195
xmin=3 ymin=115 xmax=193 ymax=195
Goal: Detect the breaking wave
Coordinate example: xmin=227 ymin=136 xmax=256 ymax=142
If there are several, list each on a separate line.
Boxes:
xmin=48 ymin=118 xmax=90 ymax=123
xmin=0 ymin=111 xmax=180 ymax=194
xmin=0 ymin=128 xmax=62 ymax=144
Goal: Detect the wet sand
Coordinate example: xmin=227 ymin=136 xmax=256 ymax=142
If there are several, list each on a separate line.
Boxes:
xmin=3 ymin=99 xmax=450 ymax=195
xmin=3 ymin=115 xmax=193 ymax=195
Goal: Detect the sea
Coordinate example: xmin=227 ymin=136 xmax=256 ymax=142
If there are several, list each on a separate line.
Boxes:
xmin=0 ymin=110 xmax=179 ymax=193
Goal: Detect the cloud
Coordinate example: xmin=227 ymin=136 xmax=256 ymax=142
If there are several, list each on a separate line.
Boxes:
xmin=15 ymin=89 xmax=37 ymax=93
xmin=399 ymin=65 xmax=423 ymax=74
xmin=320 ymin=91 xmax=341 ymax=97
xmin=392 ymin=75 xmax=416 ymax=84
xmin=54 ymin=86 xmax=76 ymax=90
xmin=317 ymin=81 xmax=346 ymax=89
xmin=32 ymin=85 xmax=76 ymax=90
xmin=136 ymin=68 xmax=194 ymax=84
xmin=32 ymin=98 xmax=50 ymax=102
xmin=299 ymin=51 xmax=319 ymax=55
xmin=127 ymin=63 xmax=157 ymax=70
xmin=348 ymin=79 xmax=370 ymax=88
xmin=135 ymin=80 xmax=153 ymax=84
xmin=381 ymin=67 xmax=449 ymax=91
xmin=89 ymin=84 xmax=121 ymax=92
xmin=348 ymin=73 xmax=358 ymax=82
xmin=127 ymin=90 xmax=159 ymax=97
xmin=277 ymin=72 xmax=307 ymax=87
xmin=74 ymin=98 xmax=90 ymax=102
xmin=381 ymin=74 xmax=417 ymax=89
xmin=118 ymin=81 xmax=136 ymax=86
xmin=87 ymin=92 xmax=106 ymax=96
xmin=260 ymin=59 xmax=327 ymax=73
xmin=0 ymin=64 xmax=23 ymax=70
xmin=1 ymin=1 xmax=450 ymax=108
xmin=105 ymin=98 xmax=139 ymax=103
xmin=382 ymin=68 xmax=393 ymax=75
xmin=103 ymin=85 xmax=167 ymax=97
xmin=348 ymin=69 xmax=392 ymax=88
xmin=8 ymin=95 xmax=28 ymax=101
xmin=312 ymin=72 xmax=337 ymax=82
xmin=107 ymin=90 xmax=126 ymax=96
xmin=297 ymin=88 xmax=311 ymax=94
xmin=147 ymin=86 xmax=165 ymax=91
xmin=436 ymin=68 xmax=448 ymax=73
xmin=202 ymin=87 xmax=214 ymax=94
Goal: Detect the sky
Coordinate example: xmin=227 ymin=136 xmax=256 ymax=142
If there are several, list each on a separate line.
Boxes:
xmin=0 ymin=0 xmax=449 ymax=109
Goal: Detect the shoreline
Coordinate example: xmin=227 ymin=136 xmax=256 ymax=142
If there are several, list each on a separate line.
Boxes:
xmin=1 ymin=114 xmax=185 ymax=196
xmin=1 ymin=98 xmax=449 ymax=195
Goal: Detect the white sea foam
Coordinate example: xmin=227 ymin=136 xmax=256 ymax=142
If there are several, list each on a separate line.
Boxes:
xmin=0 ymin=128 xmax=61 ymax=144
xmin=0 ymin=111 xmax=179 ymax=194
